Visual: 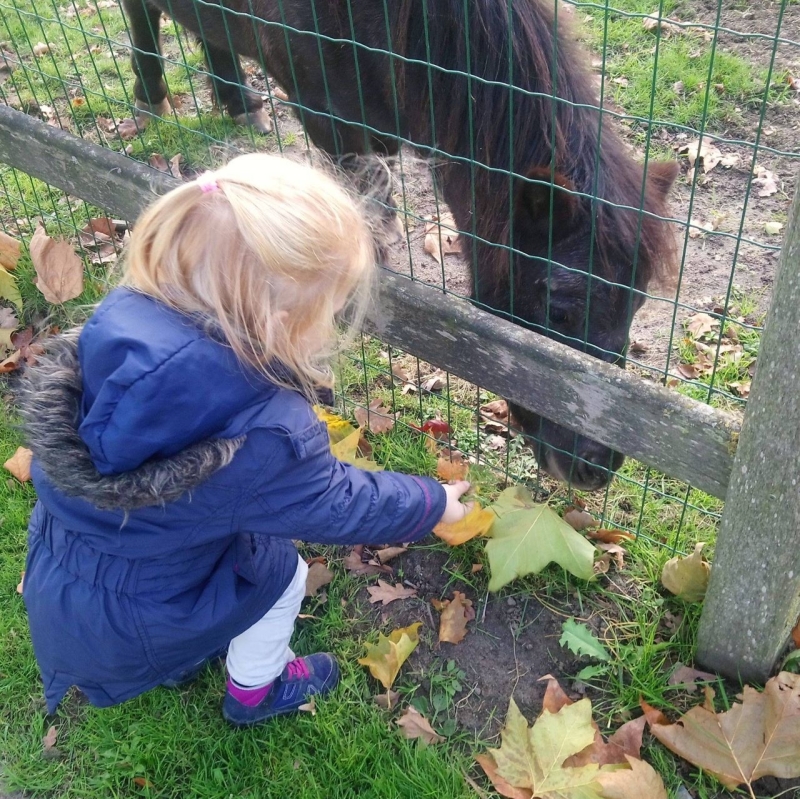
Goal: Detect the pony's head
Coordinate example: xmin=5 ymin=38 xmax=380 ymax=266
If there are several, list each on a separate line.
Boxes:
xmin=505 ymin=160 xmax=679 ymax=490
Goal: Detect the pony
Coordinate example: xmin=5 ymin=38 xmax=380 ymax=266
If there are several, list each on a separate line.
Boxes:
xmin=121 ymin=0 xmax=678 ymax=490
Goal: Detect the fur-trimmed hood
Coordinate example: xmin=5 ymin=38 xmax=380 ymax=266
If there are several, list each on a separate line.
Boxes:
xmin=18 ymin=330 xmax=245 ymax=511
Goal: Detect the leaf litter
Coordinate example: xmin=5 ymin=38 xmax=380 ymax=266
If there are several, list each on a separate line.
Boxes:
xmin=660 ymin=542 xmax=710 ymax=602
xmin=29 ymin=222 xmax=84 ymax=304
xmin=367 ymin=580 xmax=418 ymax=606
xmin=358 ymin=622 xmax=421 ymax=690
xmin=396 ymin=706 xmax=444 ymax=745
xmin=431 ymin=591 xmax=475 ymax=645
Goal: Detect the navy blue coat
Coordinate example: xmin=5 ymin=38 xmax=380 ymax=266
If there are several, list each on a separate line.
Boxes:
xmin=20 ymin=289 xmax=446 ymax=712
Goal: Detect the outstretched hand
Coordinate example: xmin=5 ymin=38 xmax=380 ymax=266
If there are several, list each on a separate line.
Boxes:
xmin=439 ymin=480 xmax=473 ymax=525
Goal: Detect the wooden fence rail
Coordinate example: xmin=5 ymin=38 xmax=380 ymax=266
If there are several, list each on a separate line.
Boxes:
xmin=0 ymin=103 xmax=739 ymax=499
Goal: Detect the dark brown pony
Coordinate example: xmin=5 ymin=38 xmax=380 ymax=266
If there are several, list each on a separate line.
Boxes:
xmin=122 ymin=0 xmax=678 ymax=490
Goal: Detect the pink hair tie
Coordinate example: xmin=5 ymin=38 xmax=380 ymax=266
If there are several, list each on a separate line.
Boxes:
xmin=196 ymin=171 xmax=219 ymax=194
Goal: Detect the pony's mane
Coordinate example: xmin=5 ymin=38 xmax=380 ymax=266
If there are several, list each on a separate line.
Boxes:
xmin=394 ymin=0 xmax=676 ymax=289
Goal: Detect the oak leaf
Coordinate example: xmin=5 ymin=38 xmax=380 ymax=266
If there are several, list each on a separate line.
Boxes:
xmin=358 ymin=622 xmax=421 ymax=689
xmin=354 ymin=398 xmax=395 ymax=434
xmin=0 ymin=230 xmax=21 ymax=271
xmin=367 ymin=580 xmax=418 ymax=606
xmin=433 ymin=504 xmax=494 ymax=546
xmin=4 ymin=446 xmax=32 ymax=482
xmin=660 ymin=543 xmax=710 ymax=602
xmin=645 ymin=671 xmax=800 ymax=790
xmin=433 ymin=591 xmax=475 ymax=644
xmin=485 ymin=486 xmax=596 ymax=590
xmin=396 ymin=706 xmax=444 ymax=744
xmin=29 ymin=223 xmax=84 ymax=304
xmin=304 ymin=561 xmax=333 ymax=597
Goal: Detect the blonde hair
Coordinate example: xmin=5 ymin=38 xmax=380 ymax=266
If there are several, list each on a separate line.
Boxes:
xmin=121 ymin=153 xmax=375 ymax=400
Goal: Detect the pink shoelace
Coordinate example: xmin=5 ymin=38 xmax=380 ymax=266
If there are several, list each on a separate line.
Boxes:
xmin=285 ymin=658 xmax=310 ymax=680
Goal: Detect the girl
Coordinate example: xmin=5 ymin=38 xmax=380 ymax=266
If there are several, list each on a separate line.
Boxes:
xmin=19 ymin=154 xmax=471 ymax=727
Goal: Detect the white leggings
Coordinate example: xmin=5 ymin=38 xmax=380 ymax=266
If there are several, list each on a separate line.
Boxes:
xmin=226 ymin=555 xmax=308 ymax=688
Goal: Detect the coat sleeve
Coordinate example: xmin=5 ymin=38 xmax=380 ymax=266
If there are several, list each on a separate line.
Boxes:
xmin=234 ymin=421 xmax=447 ymax=546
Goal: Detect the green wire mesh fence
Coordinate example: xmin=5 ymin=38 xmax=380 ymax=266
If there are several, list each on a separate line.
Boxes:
xmin=0 ymin=0 xmax=798 ymax=551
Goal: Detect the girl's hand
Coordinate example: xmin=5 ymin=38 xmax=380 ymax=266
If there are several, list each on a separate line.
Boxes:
xmin=439 ymin=481 xmax=473 ymax=525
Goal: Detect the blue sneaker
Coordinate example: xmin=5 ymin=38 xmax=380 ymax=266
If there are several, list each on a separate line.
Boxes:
xmin=222 ymin=653 xmax=340 ymax=727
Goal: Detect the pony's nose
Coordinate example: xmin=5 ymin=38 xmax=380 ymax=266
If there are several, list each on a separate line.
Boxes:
xmin=572 ymin=445 xmax=624 ymax=491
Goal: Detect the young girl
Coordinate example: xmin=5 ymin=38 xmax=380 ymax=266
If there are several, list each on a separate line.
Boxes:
xmin=19 ymin=154 xmax=471 ymax=727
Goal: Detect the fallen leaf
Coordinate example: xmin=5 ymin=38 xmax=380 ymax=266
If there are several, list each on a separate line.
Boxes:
xmin=396 ymin=706 xmax=444 ymax=744
xmin=32 ymin=42 xmax=50 ymax=56
xmin=29 ymin=223 xmax=84 ymax=304
xmin=304 ymin=561 xmax=333 ymax=597
xmin=272 ymin=85 xmax=289 ymax=101
xmin=437 ymin=452 xmax=469 ymax=482
xmin=485 ymin=486 xmax=597 ymax=590
xmin=424 ymin=213 xmax=461 ymax=265
xmin=433 ymin=591 xmax=475 ymax=644
xmin=646 ymin=671 xmax=800 ymax=790
xmin=433 ymin=504 xmax=495 ymax=546
xmin=374 ymin=545 xmax=407 ymax=565
xmin=419 ymin=419 xmax=451 ymax=439
xmin=475 ymin=753 xmax=534 ymax=799
xmin=481 ymin=698 xmax=618 ymax=798
xmin=564 ymin=508 xmax=600 ymax=531
xmin=593 ymin=553 xmax=612 ymax=575
xmin=595 ymin=542 xmax=626 ymax=570
xmin=116 ymin=118 xmax=142 ymax=140
xmin=298 ymin=695 xmax=316 ymax=715
xmin=642 ymin=12 xmax=681 ymax=35
xmin=481 ymin=399 xmax=509 ymax=423
xmin=42 ymin=725 xmax=60 ymax=760
xmin=373 ymin=689 xmax=400 ymax=710
xmin=595 ymin=755 xmax=668 ymax=799
xmin=330 ymin=426 xmax=382 ymax=471
xmin=719 ymin=153 xmax=740 ymax=168
xmin=343 ymin=548 xmax=392 ymax=577
xmin=0 ymin=230 xmax=21 ymax=270
xmin=685 ymin=312 xmax=719 ymax=338
xmin=471 ymin=563 xmax=483 ymax=574
xmin=677 ymin=363 xmax=699 ymax=380
xmin=367 ymin=580 xmax=418 ymax=606
xmin=765 ymin=221 xmax=784 ymax=236
xmin=133 ymin=777 xmax=154 ymax=789
xmin=0 ymin=265 xmax=23 ymax=311
xmin=358 ymin=622 xmax=421 ymax=689
xmin=752 ymin=165 xmax=779 ymax=197
xmin=661 ymin=542 xmax=710 ymax=602
xmin=668 ymin=663 xmax=718 ymax=692
xmin=792 ymin=618 xmax=800 ymax=650
xmin=4 ymin=446 xmax=32 ymax=482
xmin=421 ymin=372 xmax=446 ymax=392
xmin=354 ymin=399 xmax=395 ymax=434
xmin=16 ymin=571 xmax=24 ymax=594
xmin=586 ymin=529 xmax=635 ymax=544
xmin=560 ymin=618 xmax=611 ymax=662
xmin=679 ymin=139 xmax=722 ymax=173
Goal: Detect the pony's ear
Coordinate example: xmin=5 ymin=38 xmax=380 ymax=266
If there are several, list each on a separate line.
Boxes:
xmin=515 ymin=167 xmax=579 ymax=237
xmin=646 ymin=160 xmax=679 ymax=200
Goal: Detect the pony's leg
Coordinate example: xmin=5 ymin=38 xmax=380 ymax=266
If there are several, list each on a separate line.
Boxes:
xmin=121 ymin=0 xmax=172 ymax=118
xmin=198 ymin=40 xmax=272 ymax=134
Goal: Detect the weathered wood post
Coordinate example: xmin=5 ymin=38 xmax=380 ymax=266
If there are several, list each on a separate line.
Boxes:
xmin=696 ymin=177 xmax=800 ymax=683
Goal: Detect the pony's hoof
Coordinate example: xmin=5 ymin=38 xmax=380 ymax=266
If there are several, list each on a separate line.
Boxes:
xmin=232 ymin=108 xmax=273 ymax=135
xmin=135 ymin=97 xmax=172 ymax=119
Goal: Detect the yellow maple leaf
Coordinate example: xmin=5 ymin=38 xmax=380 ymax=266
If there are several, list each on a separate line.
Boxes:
xmin=433 ymin=505 xmax=495 ymax=546
xmin=357 ymin=622 xmax=421 ymax=689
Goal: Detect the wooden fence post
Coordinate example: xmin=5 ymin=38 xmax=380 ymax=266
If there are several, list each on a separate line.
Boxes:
xmin=696 ymin=178 xmax=800 ymax=683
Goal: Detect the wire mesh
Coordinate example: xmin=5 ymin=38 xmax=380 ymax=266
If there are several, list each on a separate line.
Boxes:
xmin=1 ymin=0 xmax=798 ymax=552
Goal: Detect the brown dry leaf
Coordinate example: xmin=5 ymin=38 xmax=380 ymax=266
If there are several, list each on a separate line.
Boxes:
xmin=481 ymin=399 xmax=509 ymax=422
xmin=421 ymin=372 xmax=446 ymax=392
xmin=752 ymin=165 xmax=779 ymax=197
xmin=298 ymin=695 xmax=316 ymax=715
xmin=595 ymin=755 xmax=668 ymax=799
xmin=4 ymin=446 xmax=32 ymax=482
xmin=29 ymin=223 xmax=84 ymax=304
xmin=434 ymin=590 xmax=475 ymax=644
xmin=374 ymin=546 xmax=407 ymax=565
xmin=83 ymin=217 xmax=119 ymax=239
xmin=677 ymin=363 xmax=700 ymax=380
xmin=272 ymin=85 xmax=289 ymax=101
xmin=564 ymin=508 xmax=600 ymax=531
xmin=367 ymin=580 xmax=418 ymax=606
xmin=471 ymin=563 xmax=483 ymax=574
xmin=433 ymin=504 xmax=495 ymax=546
xmin=679 ymin=139 xmax=721 ymax=173
xmin=661 ymin=542 xmax=710 ymax=602
xmin=595 ymin=542 xmax=626 ymax=570
xmin=354 ymin=399 xmax=395 ymax=434
xmin=423 ymin=213 xmax=461 ymax=265
xmin=586 ymin=529 xmax=635 ymax=544
xmin=396 ymin=706 xmax=444 ymax=744
xmin=343 ymin=548 xmax=392 ymax=577
xmin=16 ymin=571 xmax=24 ymax=594
xmin=792 ymin=618 xmax=800 ymax=650
xmin=0 ymin=230 xmax=21 ymax=271
xmin=133 ymin=777 xmax=155 ymax=789
xmin=373 ymin=689 xmax=400 ymax=710
xmin=593 ymin=554 xmax=611 ymax=575
xmin=116 ymin=118 xmax=142 ymax=140
xmin=646 ymin=671 xmax=800 ymax=790
xmin=642 ymin=12 xmax=681 ymax=35
xmin=685 ymin=312 xmax=719 ymax=338
xmin=42 ymin=725 xmax=60 ymax=759
xmin=437 ymin=453 xmax=469 ymax=482
xmin=304 ymin=561 xmax=334 ymax=597
xmin=668 ymin=663 xmax=718 ymax=692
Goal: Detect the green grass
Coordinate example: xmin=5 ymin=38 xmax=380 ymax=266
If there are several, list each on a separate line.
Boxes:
xmin=573 ymin=0 xmax=772 ymax=130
